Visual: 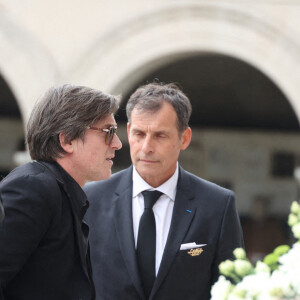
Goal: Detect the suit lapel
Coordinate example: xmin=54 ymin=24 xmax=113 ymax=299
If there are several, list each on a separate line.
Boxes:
xmin=113 ymin=167 xmax=145 ymax=299
xmin=35 ymin=161 xmax=90 ymax=278
xmin=151 ymin=167 xmax=196 ymax=298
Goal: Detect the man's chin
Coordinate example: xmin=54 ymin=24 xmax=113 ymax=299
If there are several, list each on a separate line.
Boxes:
xmin=135 ymin=167 xmax=157 ymax=180
xmin=136 ymin=160 xmax=160 ymax=171
xmin=95 ymin=170 xmax=112 ymax=182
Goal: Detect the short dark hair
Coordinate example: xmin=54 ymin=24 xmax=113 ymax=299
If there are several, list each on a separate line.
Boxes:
xmin=126 ymin=82 xmax=192 ymax=134
xmin=27 ymin=84 xmax=120 ymax=161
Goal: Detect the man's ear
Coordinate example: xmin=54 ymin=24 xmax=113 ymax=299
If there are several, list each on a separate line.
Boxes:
xmin=127 ymin=122 xmax=130 ymax=137
xmin=180 ymin=127 xmax=192 ymax=151
xmin=59 ymin=132 xmax=74 ymax=154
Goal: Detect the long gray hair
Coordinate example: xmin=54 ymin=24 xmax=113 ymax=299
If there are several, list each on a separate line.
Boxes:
xmin=27 ymin=84 xmax=120 ymax=161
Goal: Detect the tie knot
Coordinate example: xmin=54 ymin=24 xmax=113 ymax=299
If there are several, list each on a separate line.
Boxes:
xmin=142 ymin=190 xmax=163 ymax=209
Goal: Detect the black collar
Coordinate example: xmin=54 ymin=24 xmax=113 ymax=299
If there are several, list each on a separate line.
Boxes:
xmin=34 ymin=161 xmax=89 ymax=220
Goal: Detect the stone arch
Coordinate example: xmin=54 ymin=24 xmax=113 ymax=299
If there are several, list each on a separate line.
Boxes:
xmin=71 ymin=2 xmax=300 ymax=120
xmin=0 ymin=9 xmax=60 ymax=123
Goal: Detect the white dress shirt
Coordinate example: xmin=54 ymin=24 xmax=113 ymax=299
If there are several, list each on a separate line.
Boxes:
xmin=132 ymin=164 xmax=178 ymax=275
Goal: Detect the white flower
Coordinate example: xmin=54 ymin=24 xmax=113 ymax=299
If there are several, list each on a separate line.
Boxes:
xmin=234 ymin=272 xmax=270 ymax=298
xmin=255 ymin=261 xmax=271 ymax=274
xmin=227 ymin=294 xmax=246 ymax=300
xmin=288 ymin=213 xmax=298 ymax=226
xmin=269 ymin=270 xmax=296 ymax=298
xmin=219 ymin=260 xmax=235 ymax=276
xmin=290 ymin=201 xmax=300 ymax=215
xmin=233 ymin=248 xmax=247 ymax=260
xmin=279 ymin=243 xmax=300 ymax=271
xmin=210 ymin=201 xmax=300 ymax=300
xmin=211 ymin=276 xmax=233 ymax=300
xmin=292 ymin=223 xmax=300 ymax=239
xmin=278 ymin=243 xmax=300 ymax=294
xmin=234 ymin=259 xmax=253 ymax=277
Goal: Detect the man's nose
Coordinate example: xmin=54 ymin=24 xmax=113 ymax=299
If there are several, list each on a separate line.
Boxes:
xmin=111 ymin=134 xmax=122 ymax=150
xmin=141 ymin=135 xmax=153 ymax=153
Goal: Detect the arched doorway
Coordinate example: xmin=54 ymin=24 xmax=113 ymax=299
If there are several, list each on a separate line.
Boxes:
xmin=72 ymin=2 xmax=300 ymax=122
xmin=0 ymin=75 xmax=25 ymax=178
xmin=113 ymin=53 xmax=300 ymax=262
xmin=119 ymin=54 xmax=299 ymax=131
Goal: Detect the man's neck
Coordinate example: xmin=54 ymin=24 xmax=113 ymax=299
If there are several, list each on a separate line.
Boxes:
xmin=56 ymin=158 xmax=84 ymax=187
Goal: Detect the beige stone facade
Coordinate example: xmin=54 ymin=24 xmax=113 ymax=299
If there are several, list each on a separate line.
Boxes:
xmin=0 ymin=0 xmax=299 ymax=119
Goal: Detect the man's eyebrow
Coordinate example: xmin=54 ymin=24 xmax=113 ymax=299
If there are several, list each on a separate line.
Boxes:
xmin=131 ymin=128 xmax=168 ymax=135
xmin=155 ymin=130 xmax=169 ymax=136
xmin=130 ymin=128 xmax=144 ymax=134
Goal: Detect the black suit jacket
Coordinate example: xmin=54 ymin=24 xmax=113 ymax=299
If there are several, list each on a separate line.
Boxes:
xmin=84 ymin=165 xmax=243 ymax=300
xmin=0 ymin=195 xmax=4 ymax=223
xmin=0 ymin=161 xmax=95 ymax=300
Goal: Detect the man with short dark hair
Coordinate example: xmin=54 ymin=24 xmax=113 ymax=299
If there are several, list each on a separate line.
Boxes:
xmin=0 ymin=84 xmax=122 ymax=300
xmin=85 ymin=82 xmax=244 ymax=300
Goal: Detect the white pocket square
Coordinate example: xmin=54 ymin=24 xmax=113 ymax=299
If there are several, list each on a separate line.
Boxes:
xmin=180 ymin=242 xmax=207 ymax=250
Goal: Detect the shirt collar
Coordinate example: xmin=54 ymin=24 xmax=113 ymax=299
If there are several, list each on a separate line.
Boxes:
xmin=132 ymin=163 xmax=178 ymax=201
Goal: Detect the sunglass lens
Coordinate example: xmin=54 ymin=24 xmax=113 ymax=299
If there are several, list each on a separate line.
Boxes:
xmin=106 ymin=127 xmax=116 ymax=145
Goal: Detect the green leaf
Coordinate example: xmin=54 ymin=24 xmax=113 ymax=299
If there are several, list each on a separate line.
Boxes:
xmin=273 ymin=245 xmax=290 ymax=257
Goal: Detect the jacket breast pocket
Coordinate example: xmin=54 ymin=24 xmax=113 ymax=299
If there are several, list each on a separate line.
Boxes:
xmin=163 ymin=245 xmax=213 ymax=292
xmin=176 ymin=245 xmax=213 ymax=274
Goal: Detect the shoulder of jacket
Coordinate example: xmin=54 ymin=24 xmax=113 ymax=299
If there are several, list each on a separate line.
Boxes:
xmin=181 ymin=167 xmax=234 ymax=197
xmin=1 ymin=162 xmax=63 ymax=195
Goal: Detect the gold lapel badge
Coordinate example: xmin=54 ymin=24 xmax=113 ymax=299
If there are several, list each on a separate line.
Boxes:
xmin=187 ymin=247 xmax=204 ymax=256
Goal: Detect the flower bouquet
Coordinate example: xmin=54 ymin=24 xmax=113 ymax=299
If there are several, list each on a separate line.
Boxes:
xmin=211 ymin=201 xmax=300 ymax=300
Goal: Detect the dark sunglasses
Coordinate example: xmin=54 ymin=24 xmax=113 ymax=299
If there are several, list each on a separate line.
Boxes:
xmin=87 ymin=125 xmax=117 ymax=145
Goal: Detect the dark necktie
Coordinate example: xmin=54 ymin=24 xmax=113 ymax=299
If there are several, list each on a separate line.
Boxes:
xmin=137 ymin=190 xmax=163 ymax=299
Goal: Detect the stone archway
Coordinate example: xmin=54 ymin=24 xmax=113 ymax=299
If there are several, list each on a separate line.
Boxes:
xmin=71 ymin=2 xmax=300 ymax=121
xmin=0 ymin=9 xmax=60 ymax=170
xmin=0 ymin=74 xmax=24 ymax=174
xmin=119 ymin=53 xmax=299 ymax=131
xmin=0 ymin=9 xmax=59 ymax=123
